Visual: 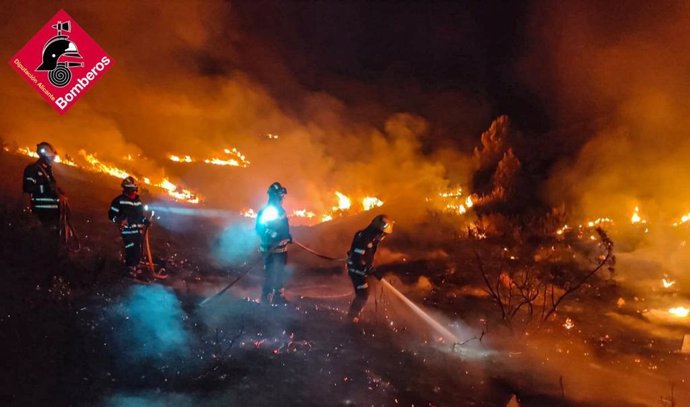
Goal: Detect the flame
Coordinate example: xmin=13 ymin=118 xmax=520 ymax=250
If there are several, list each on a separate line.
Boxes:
xmin=169 ymin=154 xmax=193 ymax=163
xmin=17 ymin=146 xmax=39 ymax=158
xmin=168 ymin=147 xmax=250 ymax=167
xmin=672 ymin=213 xmax=690 ymax=227
xmin=333 ymin=191 xmax=352 ymax=211
xmin=434 ymin=186 xmax=474 ymax=217
xmin=320 ymin=214 xmax=333 ymax=223
xmin=439 ymin=188 xmax=463 ymax=198
xmin=12 ymin=146 xmax=200 ymax=204
xmin=586 ymin=217 xmax=614 ymax=228
xmin=631 ymin=206 xmax=646 ymax=224
xmin=446 ymin=203 xmax=467 ymax=215
xmin=668 ymin=307 xmax=689 ymax=318
xmin=563 ymin=318 xmax=575 ymax=330
xmin=556 ymin=224 xmax=570 ymax=236
xmin=241 ymin=208 xmax=257 ymax=218
xmin=292 ymin=209 xmax=316 ymax=218
xmin=203 ymin=157 xmax=241 ymax=166
xmin=362 ymin=197 xmax=384 ymax=211
xmin=662 ymin=278 xmax=676 ymax=288
xmin=79 ymin=150 xmax=131 ymax=179
xmin=156 ymin=178 xmax=199 ymax=204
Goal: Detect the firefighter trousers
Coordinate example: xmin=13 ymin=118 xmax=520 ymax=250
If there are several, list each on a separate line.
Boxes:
xmin=262 ymin=252 xmax=287 ymax=297
xmin=121 ymin=231 xmax=143 ymax=267
xmin=348 ymin=271 xmax=370 ymax=318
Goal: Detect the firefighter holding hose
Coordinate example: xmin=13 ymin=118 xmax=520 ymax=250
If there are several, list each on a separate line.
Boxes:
xmin=108 ymin=176 xmax=149 ymax=279
xmin=347 ymin=214 xmax=393 ymax=323
xmin=256 ymin=182 xmax=292 ymax=304
xmin=22 ymin=142 xmax=65 ymax=234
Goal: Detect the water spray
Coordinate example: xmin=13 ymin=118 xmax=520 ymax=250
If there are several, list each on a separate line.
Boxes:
xmin=380 ymin=278 xmax=459 ymax=343
xmin=147 ymin=204 xmax=236 ymax=218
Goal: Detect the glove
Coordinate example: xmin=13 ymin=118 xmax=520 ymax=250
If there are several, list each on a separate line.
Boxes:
xmin=371 ymin=268 xmax=383 ymax=281
xmin=119 ymin=219 xmax=129 ymax=228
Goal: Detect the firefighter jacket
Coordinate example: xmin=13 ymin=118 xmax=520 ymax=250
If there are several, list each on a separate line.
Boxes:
xmin=108 ymin=193 xmax=147 ymax=236
xmin=22 ymin=159 xmax=60 ymax=213
xmin=256 ymin=203 xmax=291 ymax=253
xmin=347 ymin=226 xmax=385 ymax=276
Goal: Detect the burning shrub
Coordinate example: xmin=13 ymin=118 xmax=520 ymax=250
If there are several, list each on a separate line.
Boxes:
xmin=475 ymin=227 xmax=615 ymax=333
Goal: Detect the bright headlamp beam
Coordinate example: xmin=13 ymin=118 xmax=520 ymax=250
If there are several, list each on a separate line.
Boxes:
xmin=259 ymin=206 xmax=279 ymax=224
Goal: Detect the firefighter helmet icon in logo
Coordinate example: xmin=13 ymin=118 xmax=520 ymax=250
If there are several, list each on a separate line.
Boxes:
xmin=10 ymin=9 xmax=114 ymax=114
xmin=35 ymin=20 xmax=84 ymax=88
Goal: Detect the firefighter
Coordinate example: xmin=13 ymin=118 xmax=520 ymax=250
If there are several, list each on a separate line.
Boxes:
xmin=347 ymin=214 xmax=394 ymax=322
xmin=255 ymin=182 xmax=292 ymax=304
xmin=108 ymin=176 xmax=149 ymax=278
xmin=22 ymin=142 xmax=64 ymax=233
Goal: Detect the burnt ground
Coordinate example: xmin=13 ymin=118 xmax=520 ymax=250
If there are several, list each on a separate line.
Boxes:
xmin=0 ymin=152 xmax=688 ymax=407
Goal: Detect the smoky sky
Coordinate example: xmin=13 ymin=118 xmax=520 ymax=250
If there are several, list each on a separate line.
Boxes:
xmin=227 ymin=1 xmax=543 ymax=143
xmin=2 ymin=0 xmax=688 ymax=220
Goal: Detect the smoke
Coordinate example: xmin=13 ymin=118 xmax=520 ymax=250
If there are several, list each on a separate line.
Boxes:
xmin=517 ymin=1 xmax=690 ymax=296
xmin=106 ymin=285 xmax=192 ymax=364
xmin=1 ymin=1 xmax=475 ymax=218
xmin=103 ymin=392 xmax=196 ymax=407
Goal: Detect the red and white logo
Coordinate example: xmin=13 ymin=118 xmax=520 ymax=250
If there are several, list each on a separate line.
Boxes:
xmin=9 ymin=9 xmax=114 ymax=114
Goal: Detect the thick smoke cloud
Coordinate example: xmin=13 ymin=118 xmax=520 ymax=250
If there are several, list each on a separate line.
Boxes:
xmin=1 ymin=1 xmax=476 ymax=216
xmin=522 ymin=1 xmax=690 ymax=292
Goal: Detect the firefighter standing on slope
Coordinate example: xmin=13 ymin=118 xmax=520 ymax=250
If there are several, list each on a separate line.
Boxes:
xmin=255 ymin=182 xmax=292 ymax=304
xmin=108 ymin=176 xmax=149 ymax=278
xmin=22 ymin=142 xmax=64 ymax=233
xmin=347 ymin=214 xmax=394 ymax=323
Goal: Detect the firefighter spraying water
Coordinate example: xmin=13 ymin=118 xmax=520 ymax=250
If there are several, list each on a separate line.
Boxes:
xmin=346 ymin=214 xmax=394 ymax=323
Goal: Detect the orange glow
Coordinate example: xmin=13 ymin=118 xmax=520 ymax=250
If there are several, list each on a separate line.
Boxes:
xmin=12 ymin=146 xmax=200 ymax=204
xmin=662 ymin=278 xmax=676 ymax=289
xmin=631 ymin=206 xmax=646 ymax=224
xmin=168 ymin=147 xmax=250 ymax=167
xmin=586 ymin=217 xmax=614 ymax=228
xmin=362 ymin=196 xmax=384 ymax=211
xmin=79 ymin=150 xmax=131 ymax=179
xmin=669 ymin=307 xmax=689 ymax=318
xmin=292 ymin=209 xmax=316 ymax=219
xmin=333 ymin=191 xmax=352 ymax=211
xmin=672 ymin=213 xmax=690 ymax=227
xmin=241 ymin=208 xmax=257 ymax=219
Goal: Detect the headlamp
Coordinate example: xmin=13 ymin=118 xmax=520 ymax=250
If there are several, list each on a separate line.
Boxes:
xmin=259 ymin=206 xmax=279 ymax=224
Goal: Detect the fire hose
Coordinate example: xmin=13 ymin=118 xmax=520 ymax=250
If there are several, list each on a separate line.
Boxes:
xmin=58 ymin=199 xmax=80 ymax=252
xmin=142 ymin=212 xmax=167 ymax=279
xmin=200 ymin=241 xmax=346 ymax=307
xmin=199 ymin=255 xmax=264 ymax=307
xmin=292 ymin=240 xmax=347 ymax=262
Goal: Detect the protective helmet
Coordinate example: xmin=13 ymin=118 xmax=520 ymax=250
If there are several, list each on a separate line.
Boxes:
xmin=36 ymin=142 xmax=58 ymax=160
xmin=267 ymin=182 xmax=287 ymax=197
xmin=370 ymin=214 xmax=394 ymax=234
xmin=121 ymin=176 xmax=138 ymax=191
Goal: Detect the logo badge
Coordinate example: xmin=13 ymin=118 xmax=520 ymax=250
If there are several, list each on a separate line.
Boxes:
xmin=9 ymin=9 xmax=114 ymax=114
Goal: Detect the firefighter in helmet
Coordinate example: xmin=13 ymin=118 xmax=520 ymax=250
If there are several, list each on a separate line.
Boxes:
xmin=108 ymin=176 xmax=149 ymax=277
xmin=255 ymin=182 xmax=292 ymax=304
xmin=346 ymin=214 xmax=394 ymax=322
xmin=22 ymin=142 xmax=64 ymax=232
